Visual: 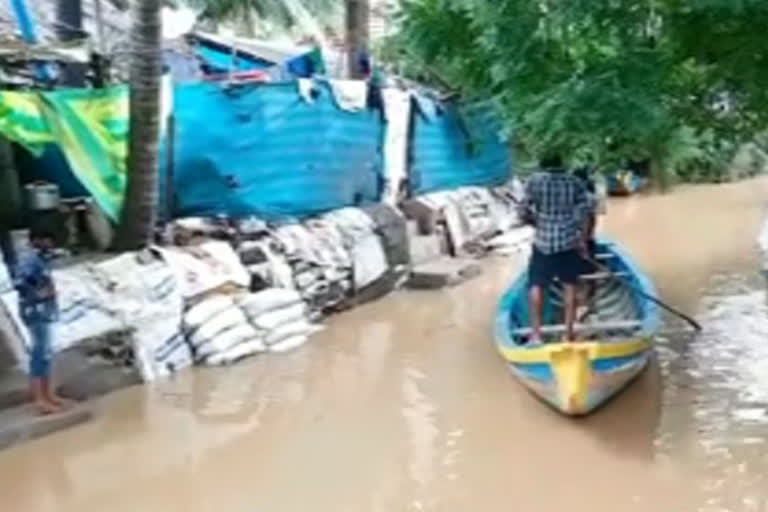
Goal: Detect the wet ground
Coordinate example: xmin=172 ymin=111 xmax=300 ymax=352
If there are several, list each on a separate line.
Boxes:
xmin=0 ymin=177 xmax=767 ymax=512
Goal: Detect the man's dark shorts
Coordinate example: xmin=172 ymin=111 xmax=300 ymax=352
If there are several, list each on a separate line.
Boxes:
xmin=529 ymin=246 xmax=590 ymax=288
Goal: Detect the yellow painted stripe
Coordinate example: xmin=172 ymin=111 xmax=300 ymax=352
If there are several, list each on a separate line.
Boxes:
xmin=497 ymin=337 xmax=651 ymax=364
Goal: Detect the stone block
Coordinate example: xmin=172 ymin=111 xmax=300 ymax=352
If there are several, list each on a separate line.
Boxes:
xmin=407 ymin=257 xmax=483 ymax=290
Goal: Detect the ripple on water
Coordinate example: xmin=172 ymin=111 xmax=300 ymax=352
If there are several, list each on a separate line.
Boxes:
xmin=655 ymin=273 xmax=768 ymax=508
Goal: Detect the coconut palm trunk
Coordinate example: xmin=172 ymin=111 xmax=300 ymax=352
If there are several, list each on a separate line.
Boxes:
xmin=344 ymin=0 xmax=369 ymax=79
xmin=116 ymin=0 xmax=162 ymax=250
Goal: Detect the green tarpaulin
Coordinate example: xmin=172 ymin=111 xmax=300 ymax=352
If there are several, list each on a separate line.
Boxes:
xmin=0 ymin=86 xmax=128 ymax=220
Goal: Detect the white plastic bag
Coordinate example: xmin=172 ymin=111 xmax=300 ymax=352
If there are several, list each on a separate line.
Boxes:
xmin=184 ymin=295 xmax=235 ymax=331
xmin=189 ymin=306 xmax=248 ymax=348
xmin=238 ymin=288 xmax=302 ymax=318
xmin=251 ymin=303 xmax=306 ymax=331
xmin=268 ymin=335 xmax=308 ymax=353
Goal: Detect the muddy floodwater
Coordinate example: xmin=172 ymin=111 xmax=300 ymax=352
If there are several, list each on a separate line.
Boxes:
xmin=1 ymin=177 xmax=768 ymax=512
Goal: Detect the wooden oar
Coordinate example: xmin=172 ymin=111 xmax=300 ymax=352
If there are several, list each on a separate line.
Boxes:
xmin=584 ymin=255 xmax=703 ymax=332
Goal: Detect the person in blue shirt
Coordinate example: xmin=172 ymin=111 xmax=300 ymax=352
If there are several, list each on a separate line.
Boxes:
xmin=13 ymin=226 xmax=66 ymax=414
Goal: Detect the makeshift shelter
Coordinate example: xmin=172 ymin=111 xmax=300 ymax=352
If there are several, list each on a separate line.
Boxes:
xmin=164 ymin=80 xmax=383 ymax=219
xmin=410 ymin=97 xmax=512 ymax=195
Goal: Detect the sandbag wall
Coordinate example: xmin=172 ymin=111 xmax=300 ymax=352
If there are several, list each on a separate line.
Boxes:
xmin=172 ymin=203 xmax=410 ymax=319
xmin=0 ymin=241 xmax=329 ymax=381
xmin=402 ymin=183 xmax=533 ymax=258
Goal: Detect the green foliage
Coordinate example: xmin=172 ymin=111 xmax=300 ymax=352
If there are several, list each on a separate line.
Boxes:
xmin=388 ymin=0 xmax=768 ymax=185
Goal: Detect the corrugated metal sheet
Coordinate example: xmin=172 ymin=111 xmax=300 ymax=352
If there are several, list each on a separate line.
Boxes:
xmin=410 ymin=100 xmax=512 ymax=195
xmin=165 ymin=81 xmax=383 ymax=219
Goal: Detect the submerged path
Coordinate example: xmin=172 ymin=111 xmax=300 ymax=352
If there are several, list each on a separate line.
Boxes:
xmin=0 ymin=177 xmax=767 ymax=512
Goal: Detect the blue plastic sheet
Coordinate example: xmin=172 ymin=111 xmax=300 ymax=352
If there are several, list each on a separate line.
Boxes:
xmin=164 ymin=81 xmax=383 ymax=219
xmin=410 ymin=100 xmax=511 ymax=195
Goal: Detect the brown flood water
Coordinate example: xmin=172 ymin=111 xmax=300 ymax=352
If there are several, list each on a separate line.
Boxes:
xmin=1 ymin=177 xmax=768 ymax=512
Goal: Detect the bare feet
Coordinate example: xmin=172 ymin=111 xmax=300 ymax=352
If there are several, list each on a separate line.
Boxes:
xmin=46 ymin=393 xmax=74 ymax=409
xmin=35 ymin=399 xmax=62 ymax=416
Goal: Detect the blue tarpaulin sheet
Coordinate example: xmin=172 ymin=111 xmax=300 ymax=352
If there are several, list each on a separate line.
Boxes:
xmin=410 ymin=100 xmax=511 ymax=195
xmin=164 ymin=81 xmax=383 ymax=219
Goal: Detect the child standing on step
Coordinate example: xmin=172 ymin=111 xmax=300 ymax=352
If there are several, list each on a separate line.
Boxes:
xmin=13 ymin=226 xmax=67 ymax=414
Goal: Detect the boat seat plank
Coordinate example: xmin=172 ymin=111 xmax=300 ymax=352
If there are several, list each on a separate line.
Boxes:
xmin=511 ymin=320 xmax=642 ymax=337
xmin=580 ymin=271 xmax=630 ymax=281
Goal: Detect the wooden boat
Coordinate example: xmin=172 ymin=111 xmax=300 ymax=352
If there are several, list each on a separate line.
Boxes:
xmin=494 ymin=238 xmax=660 ymax=416
xmin=608 ymin=169 xmax=648 ymax=196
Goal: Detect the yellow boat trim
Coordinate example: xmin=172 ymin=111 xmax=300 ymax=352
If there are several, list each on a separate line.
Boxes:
xmin=549 ymin=344 xmax=592 ymax=413
xmin=498 ymin=337 xmax=651 ymax=364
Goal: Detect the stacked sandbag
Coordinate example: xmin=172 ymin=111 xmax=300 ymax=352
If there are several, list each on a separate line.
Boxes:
xmin=184 ymin=294 xmax=265 ymax=366
xmin=322 ymin=208 xmax=389 ymax=291
xmin=238 ymin=288 xmax=323 ymax=353
xmin=360 ymin=203 xmax=410 ymax=269
xmin=95 ymin=250 xmax=191 ymax=381
xmin=269 ymin=222 xmax=352 ymax=316
xmin=406 ymin=183 xmax=528 ymax=257
xmin=490 ymin=181 xmax=525 ymax=231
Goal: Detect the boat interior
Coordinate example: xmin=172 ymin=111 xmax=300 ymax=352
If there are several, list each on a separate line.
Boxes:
xmin=508 ymin=251 xmax=646 ymax=345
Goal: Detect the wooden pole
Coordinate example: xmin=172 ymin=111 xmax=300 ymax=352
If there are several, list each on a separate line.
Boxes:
xmin=94 ymin=0 xmax=107 ymax=55
xmin=164 ymin=113 xmax=176 ymax=222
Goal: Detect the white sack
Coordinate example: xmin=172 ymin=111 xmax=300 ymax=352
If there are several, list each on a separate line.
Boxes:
xmin=351 ymin=233 xmax=388 ymax=289
xmin=189 ymin=306 xmax=248 ymax=348
xmin=238 ymin=288 xmax=302 ymax=318
xmin=251 ymin=303 xmax=306 ymax=331
xmin=159 ymin=241 xmax=249 ymax=299
xmin=264 ymin=320 xmax=323 ymax=346
xmin=95 ymin=251 xmax=188 ymax=381
xmin=196 ymin=323 xmax=260 ymax=359
xmin=143 ymin=332 xmax=194 ymax=379
xmin=269 ymin=334 xmax=308 ymax=353
xmin=204 ymin=337 xmax=266 ymax=366
xmin=184 ymin=295 xmax=235 ymax=331
xmin=1 ymin=263 xmax=124 ymax=358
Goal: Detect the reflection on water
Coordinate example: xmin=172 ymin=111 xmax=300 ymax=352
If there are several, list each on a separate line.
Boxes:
xmin=0 ymin=177 xmax=767 ymax=511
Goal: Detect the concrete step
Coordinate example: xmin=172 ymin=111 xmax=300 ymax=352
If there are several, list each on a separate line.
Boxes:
xmin=407 ymin=257 xmax=483 ymax=290
xmin=0 ymin=369 xmax=28 ymax=410
xmin=54 ymin=350 xmax=141 ymax=402
xmin=0 ymin=402 xmax=93 ymax=452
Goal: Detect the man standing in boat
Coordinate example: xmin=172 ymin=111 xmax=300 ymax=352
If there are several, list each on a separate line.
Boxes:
xmin=520 ymin=154 xmax=594 ymax=344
